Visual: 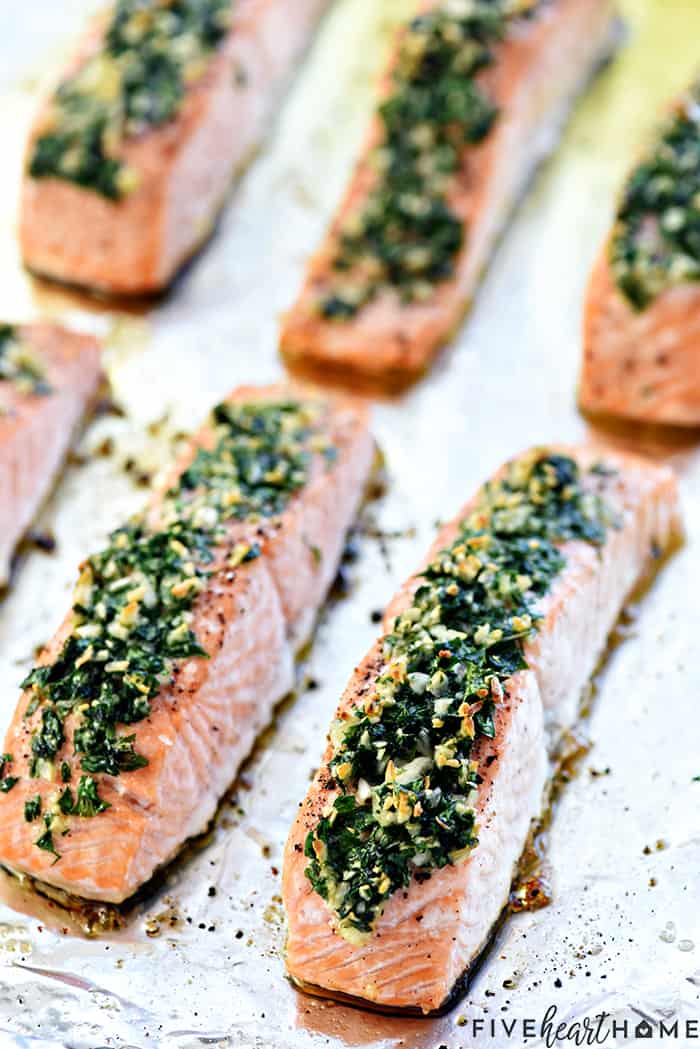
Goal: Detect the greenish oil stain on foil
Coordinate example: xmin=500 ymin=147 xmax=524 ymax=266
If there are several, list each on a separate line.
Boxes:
xmin=558 ymin=1 xmax=700 ymax=178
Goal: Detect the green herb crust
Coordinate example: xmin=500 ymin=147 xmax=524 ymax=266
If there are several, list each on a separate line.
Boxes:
xmin=19 ymin=399 xmax=332 ymax=857
xmin=319 ymin=0 xmax=539 ymax=320
xmin=0 ymin=326 xmax=51 ymax=398
xmin=29 ymin=0 xmax=233 ymax=200
xmin=0 ymin=753 xmax=18 ymax=795
xmin=304 ymin=451 xmax=613 ymax=943
xmin=24 ymin=795 xmax=42 ymax=823
xmin=611 ymin=82 xmax=700 ymax=310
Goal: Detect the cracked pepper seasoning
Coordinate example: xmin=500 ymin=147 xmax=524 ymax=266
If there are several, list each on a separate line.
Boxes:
xmin=305 ymin=452 xmax=614 ymax=944
xmin=611 ymin=80 xmax=700 ymax=310
xmin=319 ymin=0 xmax=540 ymax=320
xmin=19 ymin=400 xmax=334 ymax=858
xmin=29 ymin=0 xmax=233 ymax=200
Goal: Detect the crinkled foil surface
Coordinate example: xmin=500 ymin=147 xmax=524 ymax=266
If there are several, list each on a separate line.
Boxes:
xmin=0 ymin=2 xmax=699 ymax=1047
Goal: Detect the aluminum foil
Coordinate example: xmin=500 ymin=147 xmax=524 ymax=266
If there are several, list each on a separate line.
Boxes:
xmin=0 ymin=2 xmax=699 ymax=1046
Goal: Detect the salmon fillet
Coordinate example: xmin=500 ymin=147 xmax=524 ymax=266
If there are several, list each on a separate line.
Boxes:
xmin=20 ymin=0 xmax=328 ymax=296
xmin=280 ymin=0 xmax=617 ymax=391
xmin=283 ymin=446 xmax=680 ymax=1014
xmin=0 ymin=323 xmax=101 ymax=587
xmin=0 ymin=387 xmax=373 ymax=903
xmin=580 ymin=81 xmax=700 ymax=425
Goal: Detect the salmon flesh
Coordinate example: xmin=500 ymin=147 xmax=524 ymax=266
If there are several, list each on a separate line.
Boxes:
xmin=0 ymin=386 xmax=373 ymax=903
xmin=280 ymin=0 xmax=617 ymax=390
xmin=20 ymin=0 xmax=329 ymax=295
xmin=283 ymin=446 xmax=680 ymax=1013
xmin=0 ymin=323 xmax=101 ymax=587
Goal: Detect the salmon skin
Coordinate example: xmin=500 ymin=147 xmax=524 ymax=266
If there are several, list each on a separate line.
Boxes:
xmin=283 ymin=447 xmax=680 ymax=1014
xmin=581 ymin=79 xmax=700 ymax=426
xmin=0 ymin=387 xmax=373 ymax=904
xmin=280 ymin=0 xmax=617 ymax=391
xmin=0 ymin=323 xmax=101 ymax=588
xmin=20 ymin=0 xmax=328 ymax=296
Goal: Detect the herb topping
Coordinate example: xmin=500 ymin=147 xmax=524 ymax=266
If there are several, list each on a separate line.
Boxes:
xmin=0 ymin=326 xmax=51 ymax=398
xmin=19 ymin=399 xmax=332 ymax=857
xmin=0 ymin=753 xmax=18 ymax=794
xmin=319 ymin=0 xmax=538 ymax=320
xmin=305 ymin=452 xmax=613 ymax=943
xmin=611 ymin=81 xmax=700 ymax=310
xmin=29 ymin=0 xmax=233 ymax=200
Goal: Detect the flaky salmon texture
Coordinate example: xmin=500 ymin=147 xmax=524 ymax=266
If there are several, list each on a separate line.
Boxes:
xmin=280 ymin=0 xmax=617 ymax=390
xmin=0 ymin=386 xmax=373 ymax=904
xmin=0 ymin=323 xmax=101 ymax=587
xmin=20 ymin=0 xmax=328 ymax=295
xmin=581 ymin=78 xmax=700 ymax=426
xmin=283 ymin=446 xmax=681 ymax=1014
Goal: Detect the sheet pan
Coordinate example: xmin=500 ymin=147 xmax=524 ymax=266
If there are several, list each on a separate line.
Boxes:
xmin=0 ymin=2 xmax=698 ymax=1046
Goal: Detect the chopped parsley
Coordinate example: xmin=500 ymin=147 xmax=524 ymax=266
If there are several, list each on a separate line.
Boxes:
xmin=0 ymin=325 xmax=51 ymax=397
xmin=57 ymin=776 xmax=112 ymax=818
xmin=0 ymin=753 xmax=18 ymax=794
xmin=29 ymin=0 xmax=233 ymax=200
xmin=19 ymin=399 xmax=334 ymax=857
xmin=305 ymin=452 xmax=614 ymax=943
xmin=24 ymin=796 xmax=42 ymax=822
xmin=611 ymin=80 xmax=700 ymax=310
xmin=319 ymin=0 xmax=539 ymax=320
xmin=58 ymin=787 xmax=75 ymax=816
xmin=35 ymin=817 xmax=60 ymax=860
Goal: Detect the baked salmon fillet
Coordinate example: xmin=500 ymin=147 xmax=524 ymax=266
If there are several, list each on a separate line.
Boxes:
xmin=580 ymin=79 xmax=700 ymax=425
xmin=0 ymin=387 xmax=373 ymax=903
xmin=280 ymin=0 xmax=617 ymax=390
xmin=0 ymin=323 xmax=101 ymax=587
xmin=283 ymin=446 xmax=680 ymax=1014
xmin=20 ymin=0 xmax=328 ymax=296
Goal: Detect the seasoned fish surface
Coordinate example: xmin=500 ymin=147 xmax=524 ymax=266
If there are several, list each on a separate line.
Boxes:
xmin=20 ymin=0 xmax=328 ymax=294
xmin=0 ymin=387 xmax=373 ymax=903
xmin=281 ymin=0 xmax=617 ymax=389
xmin=581 ymin=79 xmax=700 ymax=425
xmin=283 ymin=447 xmax=679 ymax=1013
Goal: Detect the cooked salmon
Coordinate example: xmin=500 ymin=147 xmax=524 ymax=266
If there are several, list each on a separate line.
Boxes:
xmin=283 ymin=446 xmax=679 ymax=1014
xmin=0 ymin=386 xmax=373 ymax=903
xmin=580 ymin=81 xmax=700 ymax=425
xmin=280 ymin=0 xmax=617 ymax=391
xmin=0 ymin=323 xmax=101 ymax=587
xmin=20 ymin=0 xmax=328 ymax=296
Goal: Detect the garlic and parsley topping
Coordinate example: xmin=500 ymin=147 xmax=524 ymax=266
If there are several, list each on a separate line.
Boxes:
xmin=319 ymin=0 xmax=540 ymax=320
xmin=20 ymin=399 xmax=335 ymax=859
xmin=0 ymin=325 xmax=51 ymax=399
xmin=305 ymin=451 xmax=614 ymax=943
xmin=29 ymin=0 xmax=233 ymax=200
xmin=611 ymin=80 xmax=700 ymax=310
